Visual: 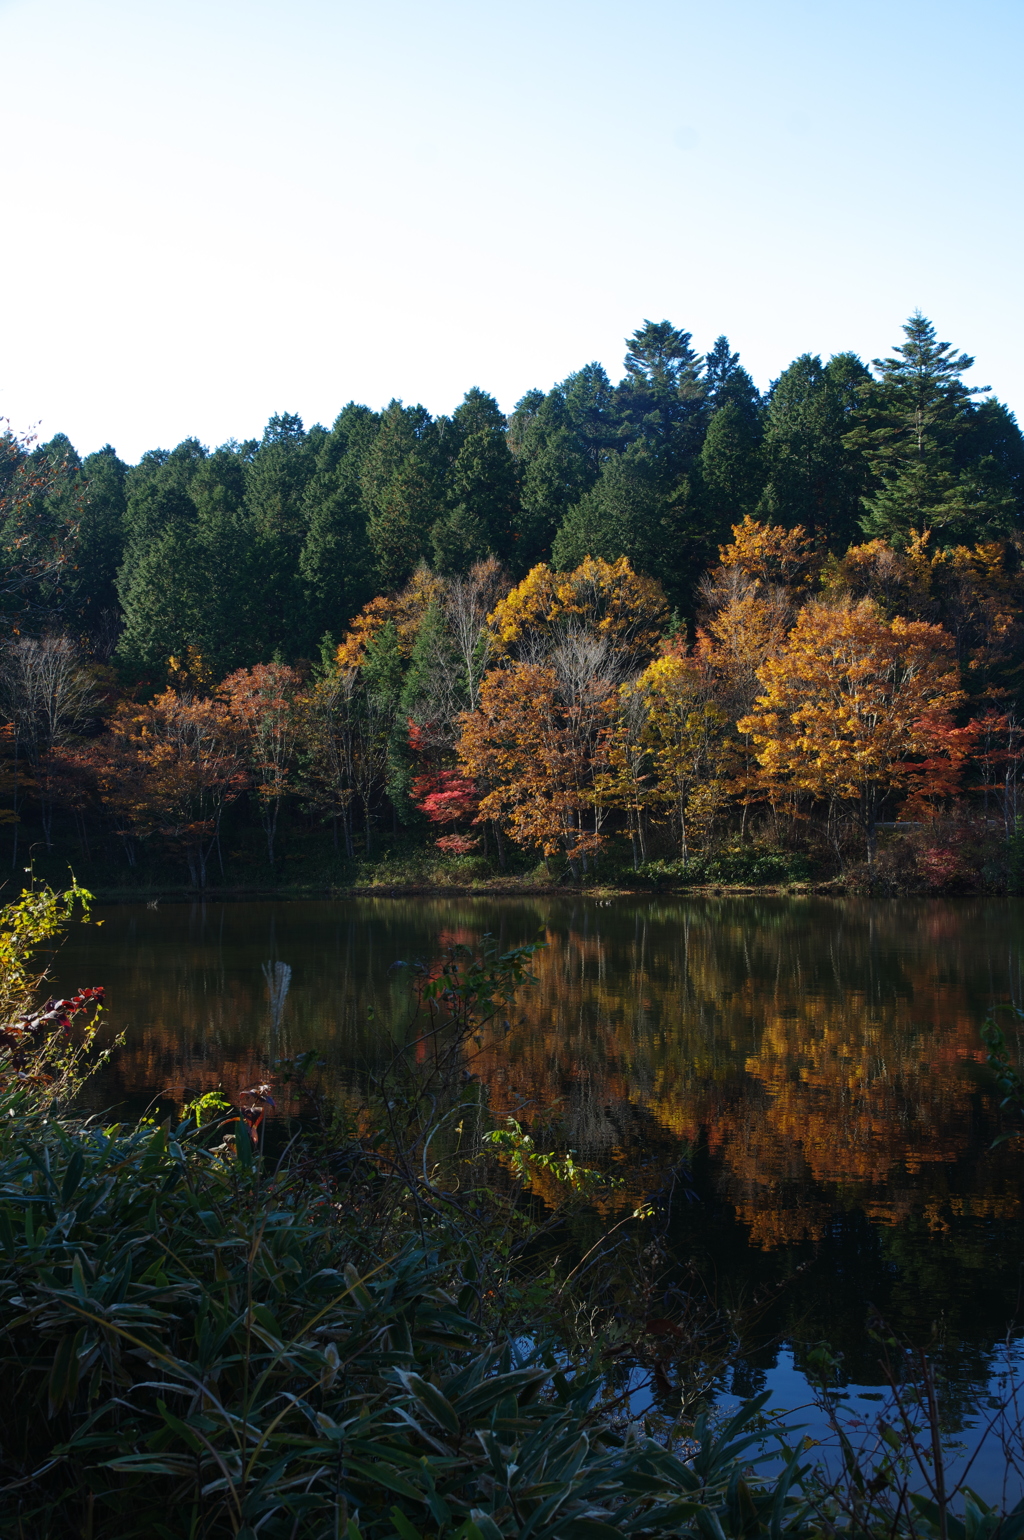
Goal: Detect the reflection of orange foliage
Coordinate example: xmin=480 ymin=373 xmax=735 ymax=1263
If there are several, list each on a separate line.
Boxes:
xmin=468 ymin=901 xmax=1020 ymax=1246
xmin=74 ymin=897 xmax=1023 ymax=1252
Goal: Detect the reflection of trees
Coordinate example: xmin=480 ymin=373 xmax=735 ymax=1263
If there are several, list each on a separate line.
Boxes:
xmin=471 ymin=897 xmax=1024 ymax=1246
xmin=56 ymin=894 xmax=1024 ymax=1253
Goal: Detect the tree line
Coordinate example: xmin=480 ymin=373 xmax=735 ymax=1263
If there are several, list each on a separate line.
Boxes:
xmin=1 ymin=310 xmax=1023 ymax=884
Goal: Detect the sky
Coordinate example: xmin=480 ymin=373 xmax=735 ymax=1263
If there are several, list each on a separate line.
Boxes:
xmin=1 ymin=0 xmax=1021 ymax=463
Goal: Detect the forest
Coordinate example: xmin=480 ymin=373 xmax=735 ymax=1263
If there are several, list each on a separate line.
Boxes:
xmin=2 ymin=310 xmax=1024 ymax=893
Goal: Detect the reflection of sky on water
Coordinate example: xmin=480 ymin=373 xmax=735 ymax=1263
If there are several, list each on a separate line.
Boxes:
xmin=49 ymin=894 xmax=1024 ymax=1497
xmin=621 ymin=1347 xmax=1024 ymax=1509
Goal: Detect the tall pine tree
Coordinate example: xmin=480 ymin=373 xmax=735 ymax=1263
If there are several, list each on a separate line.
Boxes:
xmin=847 ymin=313 xmax=1013 ymax=546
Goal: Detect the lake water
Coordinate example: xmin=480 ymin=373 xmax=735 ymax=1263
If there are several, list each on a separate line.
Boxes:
xmin=50 ymin=894 xmax=1024 ymax=1500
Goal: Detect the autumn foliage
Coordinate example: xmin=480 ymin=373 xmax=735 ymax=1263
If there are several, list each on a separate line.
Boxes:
xmin=0 ymin=528 xmax=1020 ymax=885
xmin=738 ymin=598 xmax=965 ymax=853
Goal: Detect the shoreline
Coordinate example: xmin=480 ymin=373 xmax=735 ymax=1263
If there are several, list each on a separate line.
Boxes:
xmin=85 ymin=876 xmax=854 ymax=902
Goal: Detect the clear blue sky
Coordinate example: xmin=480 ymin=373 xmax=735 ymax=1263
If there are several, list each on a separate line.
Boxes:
xmin=2 ymin=0 xmax=1021 ymax=462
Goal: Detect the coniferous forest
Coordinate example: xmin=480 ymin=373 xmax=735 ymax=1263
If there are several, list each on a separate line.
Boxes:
xmin=4 ymin=310 xmax=1024 ymax=893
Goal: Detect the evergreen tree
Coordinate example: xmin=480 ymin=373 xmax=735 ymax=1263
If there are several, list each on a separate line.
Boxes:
xmin=699 ymin=397 xmax=764 ymax=531
xmin=359 ymin=617 xmax=406 ymax=824
xmin=446 ymin=386 xmax=506 ymax=446
xmin=299 ymin=404 xmax=378 ymax=651
xmin=697 ymin=337 xmax=764 ymax=533
xmin=704 ymin=335 xmax=760 ymax=414
xmin=848 ymin=312 xmax=1008 ymax=546
xmin=244 ymin=413 xmax=320 ymax=657
xmin=956 ymin=397 xmax=1024 ymax=525
xmin=431 ymin=502 xmax=490 ymax=577
xmin=552 ymin=445 xmax=702 ymax=605
xmin=5 ymin=434 xmax=85 ymax=626
xmin=758 ymin=352 xmax=869 ymax=549
xmin=189 ymin=446 xmax=261 ymax=672
xmin=616 ymin=319 xmax=707 ymax=473
xmin=73 ymin=446 xmax=128 ymax=653
xmin=361 ymin=401 xmax=442 ymax=590
xmin=116 ymin=440 xmax=266 ymax=676
xmin=116 ymin=522 xmax=197 ymax=674
xmin=562 ymin=362 xmax=623 ymax=466
xmin=432 ymin=391 xmax=518 ymax=574
xmin=509 ymin=364 xmax=619 ymax=568
xmin=116 ymin=439 xmax=209 ymax=673
xmin=122 ymin=438 xmax=207 ymax=555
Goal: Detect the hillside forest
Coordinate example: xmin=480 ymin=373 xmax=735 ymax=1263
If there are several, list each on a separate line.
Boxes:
xmin=3 ymin=310 xmax=1024 ymax=892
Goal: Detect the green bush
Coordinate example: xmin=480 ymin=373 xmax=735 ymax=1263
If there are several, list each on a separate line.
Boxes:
xmin=638 ymin=847 xmax=811 ymax=889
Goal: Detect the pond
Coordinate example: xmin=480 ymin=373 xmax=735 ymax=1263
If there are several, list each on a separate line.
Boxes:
xmin=50 ymin=894 xmax=1024 ymax=1500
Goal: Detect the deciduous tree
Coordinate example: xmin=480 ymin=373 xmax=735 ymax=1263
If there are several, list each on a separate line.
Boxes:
xmin=95 ymin=690 xmax=245 ymax=886
xmin=457 ymin=662 xmax=609 ymax=873
xmin=222 ymin=663 xmax=302 ymax=866
xmin=739 ymin=598 xmax=964 ymax=860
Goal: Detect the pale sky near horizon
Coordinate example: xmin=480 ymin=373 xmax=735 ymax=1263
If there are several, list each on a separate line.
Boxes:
xmin=1 ymin=0 xmax=1021 ymax=463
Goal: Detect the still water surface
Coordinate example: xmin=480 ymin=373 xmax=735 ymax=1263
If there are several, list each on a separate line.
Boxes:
xmin=51 ymin=895 xmax=1024 ymax=1495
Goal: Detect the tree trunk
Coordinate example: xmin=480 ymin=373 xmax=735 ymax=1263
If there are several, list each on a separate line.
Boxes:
xmin=864 ymin=790 xmax=878 ymax=866
xmin=10 ymin=755 xmax=19 ymax=871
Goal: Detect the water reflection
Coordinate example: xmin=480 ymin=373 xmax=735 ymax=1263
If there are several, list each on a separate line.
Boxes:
xmin=51 ymin=896 xmax=1024 ymax=1382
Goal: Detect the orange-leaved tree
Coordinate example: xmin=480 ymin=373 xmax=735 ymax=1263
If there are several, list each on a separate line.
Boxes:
xmin=334 ymin=564 xmax=444 ymax=668
xmin=717 ymin=515 xmax=821 ymax=592
xmin=93 ymin=689 xmax=245 ymax=886
xmin=222 ymin=663 xmax=302 ymax=867
xmin=457 ymin=662 xmax=609 ymax=874
xmin=738 ymin=597 xmax=964 ymax=861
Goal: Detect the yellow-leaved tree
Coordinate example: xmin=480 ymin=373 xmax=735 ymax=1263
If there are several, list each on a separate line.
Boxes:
xmin=487 ymin=556 xmax=668 ymax=666
xmin=599 ymin=649 xmax=730 ymax=865
xmin=738 ymin=597 xmax=964 ymax=861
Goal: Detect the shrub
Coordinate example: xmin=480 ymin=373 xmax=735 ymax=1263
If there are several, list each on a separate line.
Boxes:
xmin=638 ymin=847 xmax=811 ymax=889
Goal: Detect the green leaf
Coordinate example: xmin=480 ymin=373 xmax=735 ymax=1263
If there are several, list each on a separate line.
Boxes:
xmin=390 ymin=1509 xmax=425 ymax=1540
xmin=235 ymin=1116 xmax=254 ymax=1169
xmin=342 ymin=1457 xmax=424 ymax=1502
xmin=468 ymin=1514 xmax=506 ymax=1540
xmin=47 ymin=1329 xmax=83 ymax=1416
xmin=396 ymin=1370 xmax=461 ymax=1435
xmin=695 ymin=1508 xmax=729 ymax=1540
xmin=910 ymin=1495 xmax=967 ymax=1540
xmin=60 ymin=1150 xmax=85 ymax=1207
xmin=156 ymin=1399 xmax=205 ymax=1454
xmin=560 ymin=1523 xmax=625 ymax=1540
xmin=104 ymin=1455 xmax=198 ymax=1475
